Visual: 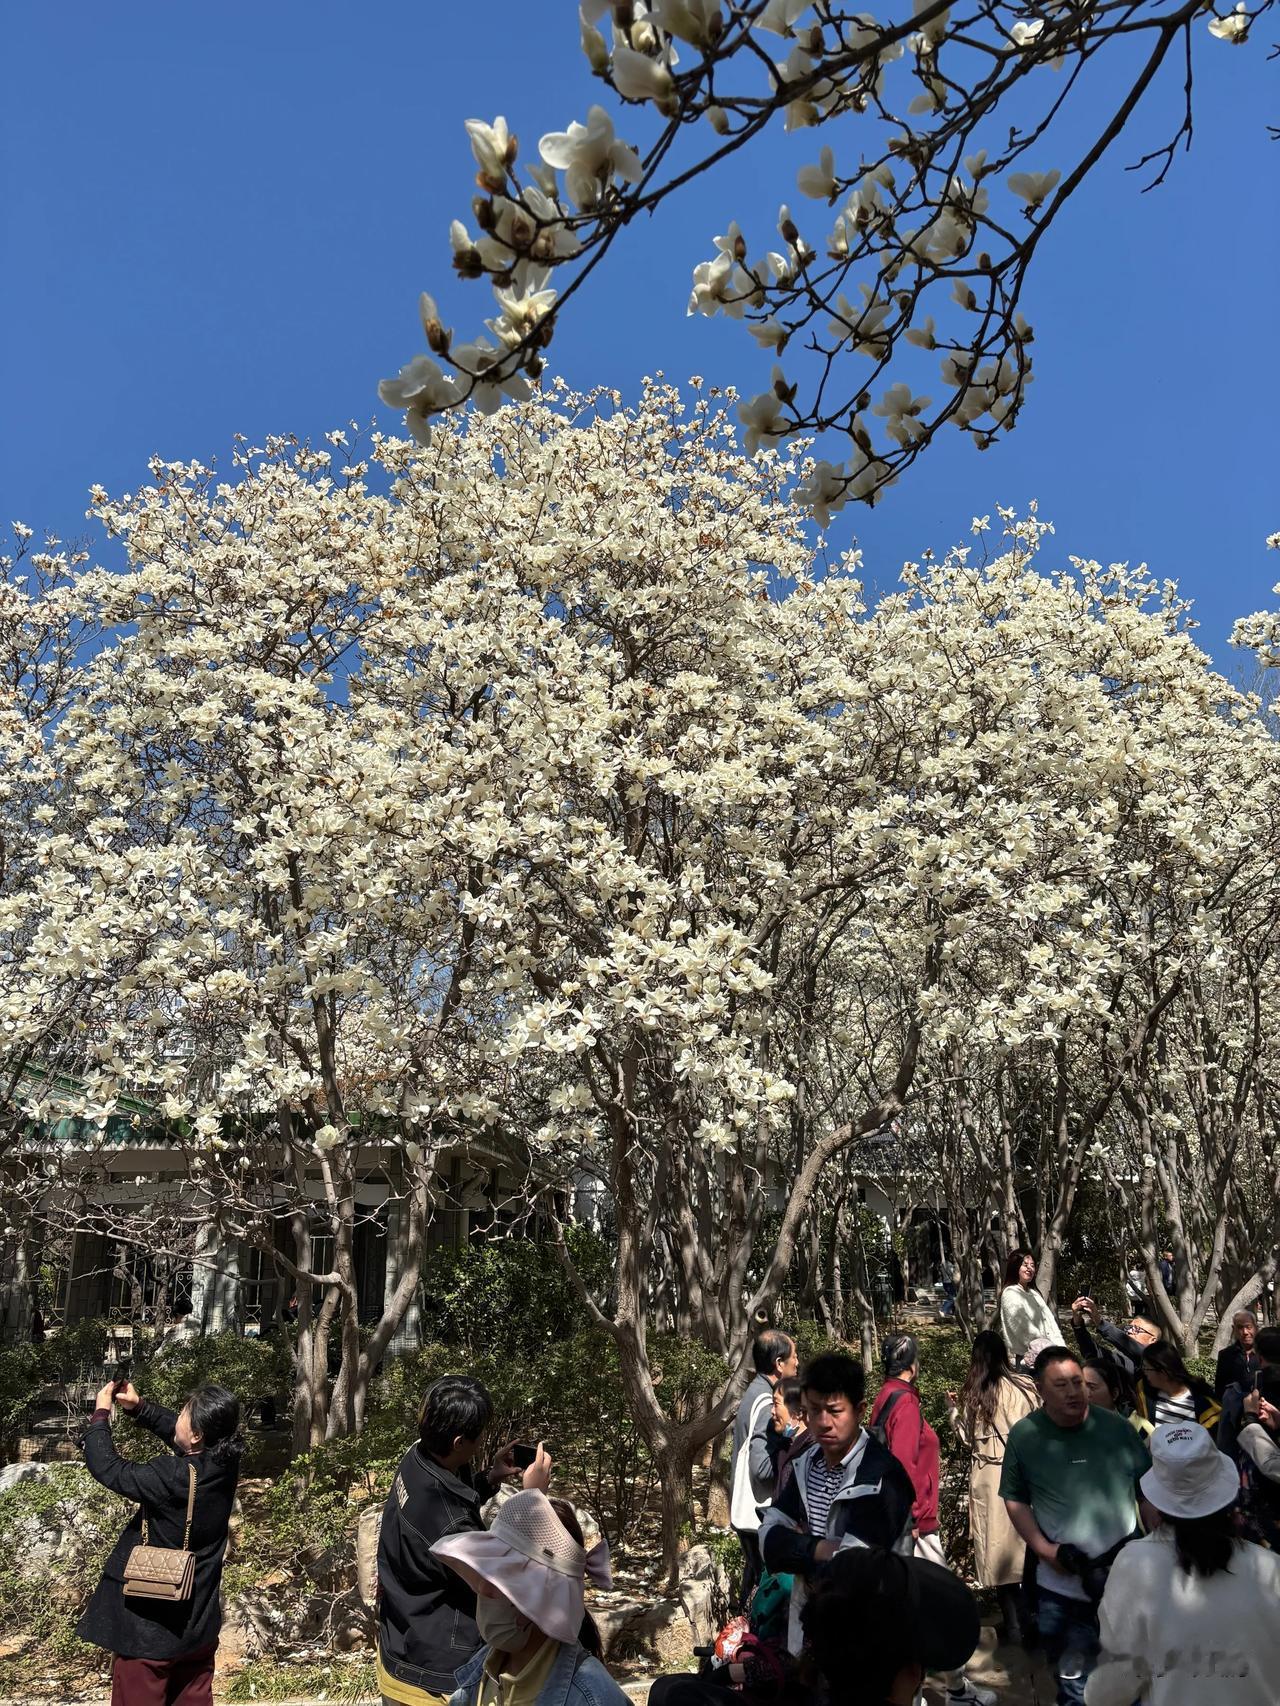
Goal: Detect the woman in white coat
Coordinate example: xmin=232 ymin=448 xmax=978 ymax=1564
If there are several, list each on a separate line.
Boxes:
xmin=1086 ymin=1421 xmax=1280 ymax=1705
xmin=996 ymin=1249 xmax=1065 ymax=1363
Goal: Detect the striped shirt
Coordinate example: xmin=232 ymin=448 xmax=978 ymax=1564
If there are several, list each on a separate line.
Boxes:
xmin=804 ymin=1432 xmax=868 ymax=1536
xmin=1153 ymin=1389 xmax=1197 ymax=1426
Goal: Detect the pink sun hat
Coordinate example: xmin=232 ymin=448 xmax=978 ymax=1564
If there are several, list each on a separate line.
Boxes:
xmin=432 ymin=1489 xmax=588 ymax=1645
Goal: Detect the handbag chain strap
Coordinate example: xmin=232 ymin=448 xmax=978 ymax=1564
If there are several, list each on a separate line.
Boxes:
xmin=139 ymin=1460 xmax=197 ymax=1549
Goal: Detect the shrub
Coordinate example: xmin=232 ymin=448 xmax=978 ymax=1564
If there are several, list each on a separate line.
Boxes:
xmin=0 ymin=1463 xmax=123 ymax=1656
xmin=0 ymin=1319 xmax=111 ymax=1442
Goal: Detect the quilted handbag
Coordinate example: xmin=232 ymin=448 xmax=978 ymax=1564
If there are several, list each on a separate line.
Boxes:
xmin=122 ymin=1461 xmax=197 ymax=1601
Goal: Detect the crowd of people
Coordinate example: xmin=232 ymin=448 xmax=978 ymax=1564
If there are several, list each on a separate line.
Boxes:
xmin=70 ymin=1260 xmax=1280 ymax=1706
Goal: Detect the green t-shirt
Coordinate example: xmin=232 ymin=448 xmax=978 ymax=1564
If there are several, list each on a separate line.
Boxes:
xmin=999 ymin=1406 xmax=1149 ymax=1600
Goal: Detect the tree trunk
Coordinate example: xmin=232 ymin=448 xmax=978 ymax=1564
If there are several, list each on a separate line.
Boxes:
xmin=657 ymin=1437 xmax=696 ymax=1593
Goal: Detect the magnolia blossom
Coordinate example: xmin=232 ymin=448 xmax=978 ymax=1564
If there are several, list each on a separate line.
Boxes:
xmin=738 ymin=383 xmax=789 ymax=454
xmin=465 ymin=116 xmax=515 ymax=185
xmin=377 ymin=356 xmax=459 ymax=444
xmin=1009 ymin=19 xmax=1045 ymax=47
xmin=1207 ymin=3 xmax=1250 ymax=41
xmin=651 ymin=0 xmax=722 ymax=48
xmin=611 ymin=33 xmax=677 ymax=107
xmin=1007 ymin=168 xmax=1061 ymax=207
xmin=387 ymin=0 xmax=1269 ymax=527
xmin=539 ymin=105 xmax=643 ymax=210
xmin=797 ymin=145 xmax=839 ymax=201
xmin=756 ymin=0 xmax=812 ymax=35
xmin=873 ymin=383 xmax=933 ymax=446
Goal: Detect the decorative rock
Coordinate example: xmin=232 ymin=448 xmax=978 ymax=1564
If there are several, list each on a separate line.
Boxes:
xmin=596 ymin=1597 xmax=697 ymax=1668
xmin=0 ymin=1461 xmax=58 ymax=1496
xmin=677 ymin=1543 xmax=731 ymax=1646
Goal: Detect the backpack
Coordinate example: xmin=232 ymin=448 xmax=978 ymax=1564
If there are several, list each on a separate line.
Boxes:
xmin=867 ymin=1386 xmax=908 ymax=1450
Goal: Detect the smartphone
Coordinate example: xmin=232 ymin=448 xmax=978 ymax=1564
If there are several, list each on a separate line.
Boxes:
xmin=510 ymin=1442 xmax=539 ymax=1470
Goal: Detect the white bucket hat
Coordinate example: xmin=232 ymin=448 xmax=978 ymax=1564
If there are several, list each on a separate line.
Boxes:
xmin=1140 ymin=1421 xmax=1239 ymax=1519
xmin=432 ymin=1489 xmax=587 ymax=1645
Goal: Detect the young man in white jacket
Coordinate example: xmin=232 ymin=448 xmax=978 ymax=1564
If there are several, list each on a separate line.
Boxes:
xmin=1086 ymin=1421 xmax=1280 ymax=1706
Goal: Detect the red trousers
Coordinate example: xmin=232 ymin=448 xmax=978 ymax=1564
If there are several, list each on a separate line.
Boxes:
xmin=111 ymin=1646 xmax=216 ymax=1706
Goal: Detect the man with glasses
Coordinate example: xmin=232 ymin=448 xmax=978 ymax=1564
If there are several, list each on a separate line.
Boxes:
xmin=1070 ymin=1294 xmax=1160 ymax=1383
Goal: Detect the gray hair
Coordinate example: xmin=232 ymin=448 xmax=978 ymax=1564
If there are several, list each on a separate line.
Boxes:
xmin=882 ymin=1332 xmax=919 ymax=1379
xmin=1234 ymin=1309 xmax=1258 ymax=1326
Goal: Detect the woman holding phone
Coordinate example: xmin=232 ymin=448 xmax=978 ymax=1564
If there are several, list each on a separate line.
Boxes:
xmin=78 ymin=1378 xmax=243 ymax=1706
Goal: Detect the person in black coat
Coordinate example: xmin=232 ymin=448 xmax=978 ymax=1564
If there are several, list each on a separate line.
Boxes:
xmin=78 ymin=1378 xmax=242 ymax=1706
xmin=376 ymin=1373 xmax=550 ymax=1706
xmin=1214 ymin=1310 xmax=1261 ymax=1398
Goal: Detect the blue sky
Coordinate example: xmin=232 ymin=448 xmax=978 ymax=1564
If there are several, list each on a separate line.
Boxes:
xmin=3 ymin=1 xmax=1276 ymax=661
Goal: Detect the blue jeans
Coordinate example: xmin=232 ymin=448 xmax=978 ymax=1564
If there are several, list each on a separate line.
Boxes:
xmin=1037 ymin=1588 xmax=1101 ymax=1706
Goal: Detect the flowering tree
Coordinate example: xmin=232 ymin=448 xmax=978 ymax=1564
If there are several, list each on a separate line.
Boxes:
xmin=9 ymin=440 xmax=539 ymax=1442
xmin=8 ymin=388 xmax=1280 ymax=1575
xmin=381 ymin=0 xmax=1274 ymax=513
xmin=0 ymin=528 xmax=104 ymax=1322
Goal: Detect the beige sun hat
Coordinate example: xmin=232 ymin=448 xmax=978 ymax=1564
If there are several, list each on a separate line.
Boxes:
xmin=432 ymin=1488 xmax=587 ymax=1645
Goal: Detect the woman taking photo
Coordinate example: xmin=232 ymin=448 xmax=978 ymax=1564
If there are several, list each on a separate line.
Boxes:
xmin=1087 ymin=1421 xmax=1280 ymax=1704
xmin=947 ymin=1330 xmax=1040 ymax=1645
xmin=996 ymin=1249 xmax=1064 ymax=1363
xmin=78 ymin=1378 xmax=243 ymax=1706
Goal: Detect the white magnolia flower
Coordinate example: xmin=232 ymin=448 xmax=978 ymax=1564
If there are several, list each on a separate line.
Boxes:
xmin=652 ymin=0 xmax=721 ymax=48
xmin=1007 ymin=168 xmax=1061 ymax=207
xmin=450 ymin=336 xmax=533 ymax=414
xmin=378 ymin=356 xmax=460 ymax=446
xmin=489 ymin=278 xmax=557 ymax=345
xmin=611 ymin=34 xmax=678 ymax=106
xmin=797 ymin=145 xmax=839 ymax=201
xmin=873 ymin=383 xmax=933 ymax=446
xmin=464 ymin=116 xmax=514 ymax=184
xmin=580 ymin=9 xmax=610 ymax=72
xmin=756 ymin=0 xmax=812 ymax=35
xmin=913 ymin=0 xmax=950 ymax=50
xmin=1208 ymin=3 xmax=1250 ymax=40
xmin=827 ymin=285 xmax=891 ymax=357
xmin=688 ymin=252 xmax=751 ymax=317
xmin=793 ymin=459 xmax=849 ymax=526
xmin=738 ymin=370 xmax=790 ymax=453
xmin=749 ymin=318 xmax=790 ymax=350
xmin=539 ymin=105 xmax=643 ymax=210
xmin=1009 ymin=18 xmax=1045 ymax=46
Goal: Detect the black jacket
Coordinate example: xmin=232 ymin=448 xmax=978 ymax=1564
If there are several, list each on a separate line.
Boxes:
xmin=1215 ymin=1342 xmax=1260 ymax=1400
xmin=377 ymin=1445 xmax=494 ymax=1694
xmin=758 ymin=1433 xmax=915 ymax=1578
xmin=77 ymin=1401 xmax=239 ymax=1660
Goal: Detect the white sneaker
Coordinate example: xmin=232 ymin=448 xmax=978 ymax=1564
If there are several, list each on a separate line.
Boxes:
xmin=947 ymin=1684 xmax=996 ymax=1706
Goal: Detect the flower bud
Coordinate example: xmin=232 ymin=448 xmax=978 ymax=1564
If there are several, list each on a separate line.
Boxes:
xmin=473 ymin=195 xmax=497 ymax=232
